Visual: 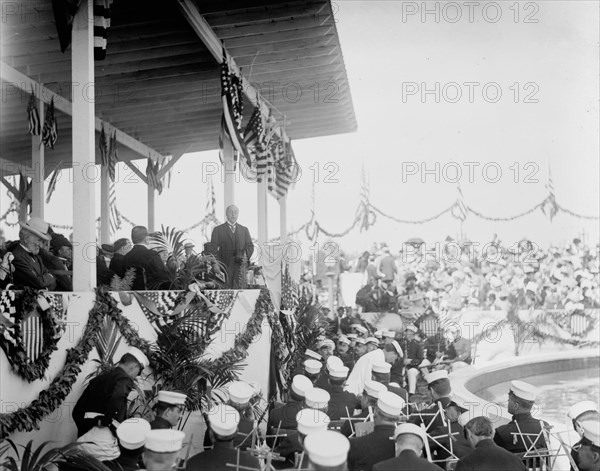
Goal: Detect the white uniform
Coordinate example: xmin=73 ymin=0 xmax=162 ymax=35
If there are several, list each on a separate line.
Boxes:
xmin=344 ymin=349 xmax=385 ymax=396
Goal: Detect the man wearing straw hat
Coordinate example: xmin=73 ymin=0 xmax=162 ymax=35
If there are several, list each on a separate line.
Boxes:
xmin=9 ymin=217 xmax=56 ymax=289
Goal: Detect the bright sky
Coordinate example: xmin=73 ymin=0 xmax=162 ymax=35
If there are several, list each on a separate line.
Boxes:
xmin=2 ymin=1 xmax=599 ymax=256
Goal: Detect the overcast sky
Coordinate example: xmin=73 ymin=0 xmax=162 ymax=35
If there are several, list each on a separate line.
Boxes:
xmin=2 ymin=1 xmax=599 ymax=255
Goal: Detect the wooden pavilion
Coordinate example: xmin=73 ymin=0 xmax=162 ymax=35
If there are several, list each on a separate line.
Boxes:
xmin=0 ymin=0 xmax=357 ymax=290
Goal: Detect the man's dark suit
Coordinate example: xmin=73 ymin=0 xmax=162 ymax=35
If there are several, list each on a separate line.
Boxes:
xmin=347 ymin=423 xmax=396 ymax=471
xmin=9 ymin=244 xmax=56 ymax=290
xmin=186 ymin=441 xmax=260 ymax=471
xmin=456 ymin=438 xmax=527 ymax=471
xmin=493 ymin=413 xmax=547 ymax=454
xmin=328 ymin=385 xmax=360 ymax=420
xmin=210 ymin=223 xmax=254 ymax=288
xmin=373 ymin=449 xmax=440 ymax=471
xmin=123 ymin=244 xmax=170 ymax=290
xmin=410 ymin=397 xmax=452 ymax=430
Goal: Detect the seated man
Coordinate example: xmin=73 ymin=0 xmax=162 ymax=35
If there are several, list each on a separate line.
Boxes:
xmin=123 ymin=226 xmax=170 ymax=290
xmin=40 ymin=232 xmax=73 ymax=291
xmin=568 ymin=401 xmax=599 ymax=470
xmin=402 ymin=325 xmax=428 ymax=397
xmin=575 ymin=419 xmax=600 ymax=471
xmin=340 ymin=380 xmax=386 ymax=437
xmin=493 ymin=381 xmax=548 ymax=457
xmin=109 ymin=418 xmax=151 ymax=471
xmin=145 ymin=429 xmax=186 ymax=471
xmin=268 ymin=374 xmax=313 ymax=433
xmin=150 ymin=391 xmax=186 ymax=429
xmin=9 ymin=217 xmax=56 ymax=290
xmin=373 ymin=423 xmax=440 ymax=471
xmin=444 ymin=325 xmax=472 ymax=370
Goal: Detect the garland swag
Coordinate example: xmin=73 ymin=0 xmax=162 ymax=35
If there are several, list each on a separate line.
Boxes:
xmin=0 ymin=287 xmax=277 ymax=438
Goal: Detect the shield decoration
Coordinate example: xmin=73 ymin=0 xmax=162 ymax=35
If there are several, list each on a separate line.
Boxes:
xmin=21 ymin=310 xmax=44 ymax=362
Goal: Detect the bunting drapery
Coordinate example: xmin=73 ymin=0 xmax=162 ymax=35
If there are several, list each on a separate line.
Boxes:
xmin=40 ymin=98 xmax=57 ymax=149
xmin=27 ymin=88 xmax=41 ymax=136
xmin=146 ymin=157 xmax=163 ymax=194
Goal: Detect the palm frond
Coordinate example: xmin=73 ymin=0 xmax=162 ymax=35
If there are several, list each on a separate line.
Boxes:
xmin=110 ymin=267 xmax=136 ymax=291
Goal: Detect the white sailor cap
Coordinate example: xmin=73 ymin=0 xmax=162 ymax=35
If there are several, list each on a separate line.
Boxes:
xmin=393 ymin=423 xmax=426 ymax=442
xmin=382 ymin=330 xmax=396 ymax=338
xmin=144 ymin=429 xmax=185 ymax=453
xmin=346 ymin=333 xmax=358 ymax=340
xmin=292 ymin=375 xmax=314 ymax=397
xmin=355 ymin=338 xmax=366 ymax=345
xmin=304 ymin=430 xmax=350 ymax=467
xmin=318 ymin=339 xmax=335 ymax=350
xmin=525 ymin=281 xmax=538 ymax=294
xmin=337 ymin=335 xmax=350 ymax=345
xmin=304 ymin=359 xmax=323 ymax=375
xmin=156 ymin=391 xmax=187 ymax=407
xmin=296 ymin=409 xmax=330 ymax=435
xmin=391 ymin=340 xmax=403 ymax=356
xmin=568 ymin=401 xmax=598 ymax=421
xmin=425 ymin=370 xmax=449 ymax=384
xmin=353 ymin=325 xmax=368 ymax=334
xmin=374 ymin=330 xmax=383 ymax=339
xmin=377 ymin=391 xmax=405 ymax=417
xmin=126 ymin=347 xmax=149 ymax=370
xmin=365 ymin=337 xmax=379 ymax=345
xmin=305 ymin=349 xmax=323 ymax=360
xmin=363 ymin=380 xmax=387 ymax=398
xmin=207 ymin=404 xmax=240 ymax=437
xmin=117 ymin=418 xmax=151 ymax=450
xmin=329 ymin=366 xmax=349 ymax=379
xmin=305 ymin=388 xmax=330 ymax=410
xmin=405 ymin=324 xmax=418 ymax=333
xmin=581 ymin=419 xmax=600 ymax=447
xmin=372 ymin=362 xmax=391 ymax=374
xmin=227 ymin=381 xmax=254 ymax=406
xmin=326 ymin=356 xmax=344 ymax=373
xmin=510 ymin=380 xmax=538 ymax=402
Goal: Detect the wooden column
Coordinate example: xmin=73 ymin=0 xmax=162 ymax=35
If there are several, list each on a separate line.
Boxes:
xmin=257 ymin=178 xmax=267 ymax=248
xmin=223 ymin=148 xmax=236 ymax=209
xmin=147 ymin=183 xmax=155 ymax=232
xmin=100 ymin=165 xmax=110 ymax=243
xmin=279 ymin=195 xmax=287 ymax=246
xmin=30 ymin=98 xmax=45 ymax=219
xmin=71 ymin=0 xmax=96 ymax=291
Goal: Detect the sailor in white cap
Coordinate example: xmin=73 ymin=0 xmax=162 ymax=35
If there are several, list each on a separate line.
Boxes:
xmin=72 ymin=346 xmax=150 ymax=437
xmin=340 ymin=380 xmax=387 ymax=437
xmin=187 ymin=404 xmax=260 ymax=471
xmin=150 ymin=391 xmax=187 ymax=430
xmin=347 ymin=391 xmax=406 ymax=471
xmin=344 ymin=343 xmax=402 ymax=397
xmin=304 ymin=359 xmax=324 ymax=383
xmin=575 ymin=419 xmax=600 ymax=471
xmin=493 ymin=380 xmax=548 ymax=454
xmin=318 ymin=339 xmax=336 ymax=360
xmin=142 ymin=429 xmax=186 ymax=471
xmin=354 ymin=337 xmax=367 ymax=358
xmin=336 ymin=335 xmax=355 ymax=370
xmin=346 ymin=333 xmax=358 ymax=348
xmin=114 ymin=418 xmax=151 ymax=471
xmin=372 ymin=423 xmax=439 ymax=471
xmin=409 ymin=370 xmax=452 ymax=430
xmin=326 ymin=364 xmax=357 ymax=421
xmin=568 ymin=401 xmax=600 ymax=469
xmin=304 ymin=430 xmax=350 ymax=471
xmin=268 ymin=375 xmax=313 ymax=431
xmin=304 ymin=388 xmax=331 ymax=413
xmin=365 ymin=337 xmax=380 ymax=353
xmin=353 ymin=324 xmax=368 ymax=337
xmin=403 ymin=325 xmax=426 ymax=396
xmin=226 ymin=381 xmax=259 ymax=450
xmin=455 ymin=416 xmax=527 ymax=471
xmin=315 ymin=356 xmax=345 ymax=392
xmin=382 ymin=330 xmax=396 ymax=344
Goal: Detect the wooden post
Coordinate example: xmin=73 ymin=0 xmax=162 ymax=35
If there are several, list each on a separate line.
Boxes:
xmin=147 ymin=183 xmax=155 ymax=232
xmin=223 ymin=147 xmax=236 ymax=209
xmin=71 ymin=0 xmax=96 ymax=291
xmin=257 ymin=178 xmax=267 ymax=249
xmin=100 ymin=165 xmax=110 ymax=243
xmin=279 ymin=195 xmax=287 ymax=246
xmin=30 ymin=97 xmax=44 ymax=219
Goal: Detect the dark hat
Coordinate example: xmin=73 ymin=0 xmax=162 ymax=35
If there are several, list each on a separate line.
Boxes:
xmin=50 ymin=233 xmax=72 ymax=253
xmin=101 ymin=243 xmax=114 ymax=254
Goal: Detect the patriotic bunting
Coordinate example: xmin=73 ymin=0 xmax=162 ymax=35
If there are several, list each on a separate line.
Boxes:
xmin=41 ymin=97 xmax=57 ymax=149
xmin=46 ymin=164 xmax=62 ymax=204
xmin=100 ymin=126 xmax=121 ymax=234
xmin=27 ymin=88 xmax=41 ymax=136
xmin=17 ymin=173 xmax=32 ymax=204
xmin=146 ymin=157 xmax=163 ymax=194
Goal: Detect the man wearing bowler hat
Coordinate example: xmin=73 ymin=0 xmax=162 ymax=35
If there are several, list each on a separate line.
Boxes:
xmin=9 ymin=217 xmax=56 ymax=289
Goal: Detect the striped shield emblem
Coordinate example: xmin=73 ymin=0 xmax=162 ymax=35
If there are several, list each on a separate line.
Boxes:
xmin=21 ymin=311 xmax=44 ymax=362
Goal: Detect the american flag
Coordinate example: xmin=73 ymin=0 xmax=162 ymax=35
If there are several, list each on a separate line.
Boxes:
xmin=41 ymin=97 xmax=57 ymax=149
xmin=99 ymin=126 xmax=118 ymax=181
xmin=451 ymin=184 xmax=468 ymax=221
xmin=27 ymin=88 xmax=41 ymax=136
xmin=93 ymin=0 xmax=114 ymax=60
xmin=22 ymin=311 xmax=44 ymax=362
xmin=273 ymin=134 xmax=299 ymax=200
xmin=45 ymin=165 xmax=61 ymax=204
xmin=541 ymin=165 xmax=558 ymax=221
xmin=146 ymin=157 xmax=163 ymax=194
xmin=357 ymin=164 xmax=373 ymax=231
xmin=18 ymin=173 xmax=32 ymax=204
xmin=109 ymin=181 xmax=121 ymax=235
xmin=243 ymin=107 xmax=270 ymax=182
xmin=205 ymin=174 xmax=216 ymax=216
xmin=219 ymin=49 xmax=249 ymax=168
xmin=280 ymin=262 xmax=299 ymax=311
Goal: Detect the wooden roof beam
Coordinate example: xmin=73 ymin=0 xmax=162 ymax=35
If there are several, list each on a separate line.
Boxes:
xmin=0 ymin=62 xmax=165 ymax=163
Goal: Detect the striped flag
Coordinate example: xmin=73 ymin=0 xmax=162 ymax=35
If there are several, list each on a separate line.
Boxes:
xmin=23 ymin=312 xmax=43 ymax=362
xmin=46 ymin=164 xmax=61 ymax=204
xmin=40 ymin=97 xmax=57 ymax=149
xmin=109 ymin=181 xmax=121 ymax=234
xmin=357 ymin=164 xmax=376 ymax=231
xmin=243 ymin=107 xmax=270 ymax=182
xmin=94 ymin=0 xmax=114 ymax=60
xmin=27 ymin=88 xmax=41 ymax=136
xmin=541 ymin=165 xmax=558 ymax=221
xmin=219 ymin=49 xmax=250 ymax=168
xmin=146 ymin=157 xmax=163 ymax=194
xmin=450 ymin=185 xmax=468 ymax=221
xmin=108 ymin=129 xmax=118 ymax=181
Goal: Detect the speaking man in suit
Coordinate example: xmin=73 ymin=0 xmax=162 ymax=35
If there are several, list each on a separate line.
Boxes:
xmin=210 ymin=205 xmax=254 ymax=288
xmin=123 ymin=226 xmax=170 ymax=290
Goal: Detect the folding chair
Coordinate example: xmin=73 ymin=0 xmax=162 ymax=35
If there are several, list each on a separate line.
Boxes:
xmin=420 ymin=403 xmax=461 ymax=470
xmin=512 ymin=421 xmax=556 ymax=471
